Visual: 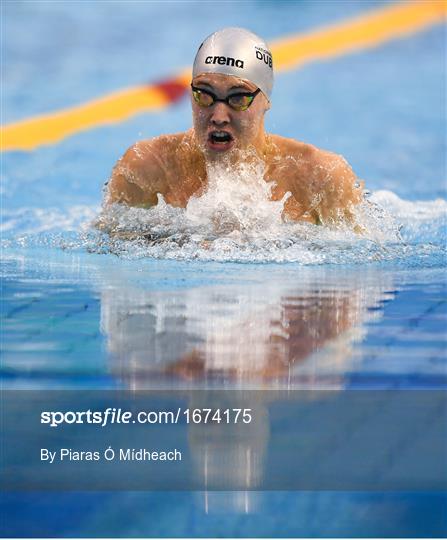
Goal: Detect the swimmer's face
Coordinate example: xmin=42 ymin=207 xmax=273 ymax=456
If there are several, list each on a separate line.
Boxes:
xmin=190 ymin=73 xmax=270 ymax=158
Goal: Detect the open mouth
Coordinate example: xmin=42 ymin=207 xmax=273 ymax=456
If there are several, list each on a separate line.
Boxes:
xmin=207 ymin=130 xmax=234 ymax=151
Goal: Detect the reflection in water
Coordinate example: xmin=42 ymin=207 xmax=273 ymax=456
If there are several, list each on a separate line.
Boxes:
xmin=187 ymin=392 xmax=269 ymax=513
xmin=98 ymin=267 xmax=394 ymax=513
xmin=100 ymin=270 xmax=394 ymax=387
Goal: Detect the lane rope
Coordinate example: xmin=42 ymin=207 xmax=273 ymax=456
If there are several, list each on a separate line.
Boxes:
xmin=1 ymin=0 xmax=445 ymax=152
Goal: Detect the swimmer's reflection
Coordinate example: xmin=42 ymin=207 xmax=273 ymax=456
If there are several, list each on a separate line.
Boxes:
xmin=188 ymin=392 xmax=269 ymax=513
xmin=98 ymin=269 xmax=394 ymax=512
xmin=100 ymin=272 xmax=393 ymax=386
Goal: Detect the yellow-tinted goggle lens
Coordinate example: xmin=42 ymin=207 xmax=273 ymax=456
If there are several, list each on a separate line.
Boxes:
xmin=192 ymin=88 xmax=213 ymax=107
xmin=227 ymin=94 xmax=254 ymax=111
xmin=191 ymin=85 xmax=260 ymax=111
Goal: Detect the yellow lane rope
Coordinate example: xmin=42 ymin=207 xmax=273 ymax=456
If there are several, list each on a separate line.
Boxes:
xmin=1 ymin=72 xmax=191 ymax=152
xmin=271 ymin=0 xmax=446 ymax=71
xmin=1 ymin=0 xmax=445 ymax=152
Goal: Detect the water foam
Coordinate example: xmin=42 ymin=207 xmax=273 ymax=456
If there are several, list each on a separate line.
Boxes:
xmin=2 ymin=161 xmax=446 ymax=265
xmin=1 ymin=205 xmax=99 ymax=235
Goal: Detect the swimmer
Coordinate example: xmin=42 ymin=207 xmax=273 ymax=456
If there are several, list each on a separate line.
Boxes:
xmin=106 ymin=27 xmax=363 ymax=225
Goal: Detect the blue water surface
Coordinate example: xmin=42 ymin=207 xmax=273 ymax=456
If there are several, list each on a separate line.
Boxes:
xmin=1 ymin=1 xmax=446 ymax=537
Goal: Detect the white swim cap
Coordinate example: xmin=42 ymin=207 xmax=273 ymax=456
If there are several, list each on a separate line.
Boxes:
xmin=192 ymin=27 xmax=274 ymax=100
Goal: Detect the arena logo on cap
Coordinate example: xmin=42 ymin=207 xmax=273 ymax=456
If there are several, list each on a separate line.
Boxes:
xmin=205 ymin=56 xmax=244 ymax=68
xmin=255 ymin=46 xmax=272 ymax=68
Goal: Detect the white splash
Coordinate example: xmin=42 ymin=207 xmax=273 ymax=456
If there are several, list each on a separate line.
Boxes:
xmin=2 ymin=161 xmax=446 ymax=265
xmin=185 ymin=159 xmax=289 ymax=236
xmin=92 ymin=160 xmax=408 ymax=263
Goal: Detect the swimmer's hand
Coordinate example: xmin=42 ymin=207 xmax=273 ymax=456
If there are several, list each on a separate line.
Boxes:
xmin=92 ymin=205 xmax=154 ymax=240
xmin=99 ymin=229 xmax=155 ymax=241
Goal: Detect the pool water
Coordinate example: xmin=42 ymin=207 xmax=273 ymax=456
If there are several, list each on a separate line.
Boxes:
xmin=1 ymin=1 xmax=446 ymax=537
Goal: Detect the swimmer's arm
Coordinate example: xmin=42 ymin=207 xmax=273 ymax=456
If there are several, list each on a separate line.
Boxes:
xmin=106 ymin=142 xmax=165 ymax=207
xmin=310 ymin=151 xmax=364 ymax=225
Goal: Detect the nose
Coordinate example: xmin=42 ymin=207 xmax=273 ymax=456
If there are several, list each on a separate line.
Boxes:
xmin=209 ymin=102 xmax=231 ymax=126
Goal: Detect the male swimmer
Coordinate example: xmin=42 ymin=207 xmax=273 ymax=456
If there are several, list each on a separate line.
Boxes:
xmin=107 ymin=27 xmax=363 ymax=225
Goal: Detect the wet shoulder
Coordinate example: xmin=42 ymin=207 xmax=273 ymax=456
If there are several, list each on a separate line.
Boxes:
xmin=269 ymin=134 xmax=338 ymax=164
xmin=115 ymin=132 xmax=191 ymax=186
xmin=125 ymin=132 xmax=188 ymax=165
xmin=268 ymin=134 xmax=352 ymax=182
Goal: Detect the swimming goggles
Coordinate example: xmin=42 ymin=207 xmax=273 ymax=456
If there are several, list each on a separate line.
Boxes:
xmin=191 ymin=85 xmax=261 ymax=111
